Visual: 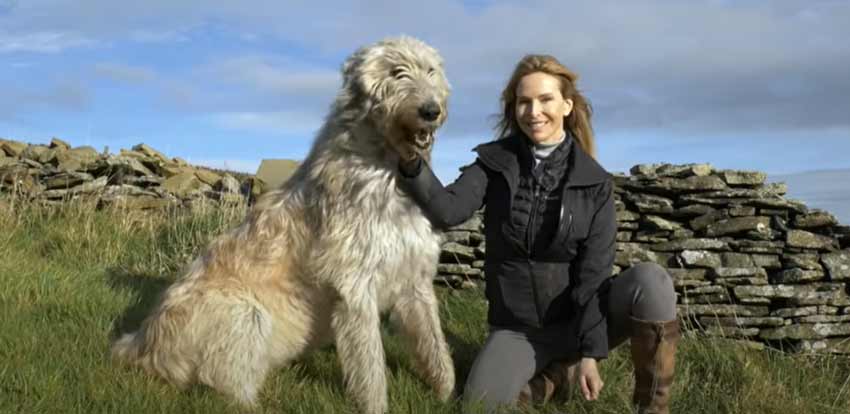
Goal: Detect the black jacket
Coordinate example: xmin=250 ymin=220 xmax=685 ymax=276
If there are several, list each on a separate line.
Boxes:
xmin=400 ymin=134 xmax=616 ymax=359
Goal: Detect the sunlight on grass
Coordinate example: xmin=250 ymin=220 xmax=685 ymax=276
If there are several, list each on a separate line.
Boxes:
xmin=1 ymin=194 xmax=849 ymax=413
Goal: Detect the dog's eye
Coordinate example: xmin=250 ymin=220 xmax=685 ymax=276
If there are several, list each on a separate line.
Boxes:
xmin=390 ymin=68 xmax=410 ymax=80
xmin=427 ymin=68 xmax=435 ymax=76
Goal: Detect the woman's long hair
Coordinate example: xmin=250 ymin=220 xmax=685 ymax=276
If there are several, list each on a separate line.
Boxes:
xmin=495 ymin=54 xmax=596 ymax=158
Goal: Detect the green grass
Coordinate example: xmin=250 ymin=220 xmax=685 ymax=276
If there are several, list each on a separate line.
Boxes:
xmin=1 ymin=195 xmax=849 ymax=413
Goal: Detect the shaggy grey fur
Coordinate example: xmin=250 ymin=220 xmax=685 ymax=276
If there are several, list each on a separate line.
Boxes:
xmin=111 ymin=36 xmax=454 ymax=414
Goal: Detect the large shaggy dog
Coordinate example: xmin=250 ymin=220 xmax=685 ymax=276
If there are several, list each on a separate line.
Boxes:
xmin=112 ymin=36 xmax=454 ymax=414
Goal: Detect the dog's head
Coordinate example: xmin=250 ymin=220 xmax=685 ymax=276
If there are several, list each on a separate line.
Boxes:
xmin=340 ymin=36 xmax=450 ymax=160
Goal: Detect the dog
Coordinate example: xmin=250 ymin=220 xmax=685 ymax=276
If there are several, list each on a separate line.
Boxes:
xmin=111 ymin=36 xmax=454 ymax=414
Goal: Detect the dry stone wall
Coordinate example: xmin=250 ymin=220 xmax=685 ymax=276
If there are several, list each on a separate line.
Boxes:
xmin=0 ymin=138 xmax=265 ymax=208
xmin=437 ymin=162 xmax=850 ymax=354
xmin=6 ymin=138 xmax=850 ymax=353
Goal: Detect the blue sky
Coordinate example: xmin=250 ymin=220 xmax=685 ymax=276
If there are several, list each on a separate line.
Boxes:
xmin=1 ymin=0 xmax=849 ymax=183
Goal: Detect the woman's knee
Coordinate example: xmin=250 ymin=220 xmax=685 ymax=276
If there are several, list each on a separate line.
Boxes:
xmin=626 ymin=262 xmax=677 ymax=321
xmin=629 ymin=262 xmax=674 ymax=293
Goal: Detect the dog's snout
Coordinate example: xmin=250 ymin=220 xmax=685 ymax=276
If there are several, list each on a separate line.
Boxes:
xmin=418 ymin=102 xmax=441 ymax=122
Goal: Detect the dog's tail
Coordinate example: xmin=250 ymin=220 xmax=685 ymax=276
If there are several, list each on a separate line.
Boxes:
xmin=111 ymin=306 xmax=197 ymax=389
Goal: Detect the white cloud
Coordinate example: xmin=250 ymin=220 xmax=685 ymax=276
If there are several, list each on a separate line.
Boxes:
xmin=2 ymin=0 xmax=849 ymax=141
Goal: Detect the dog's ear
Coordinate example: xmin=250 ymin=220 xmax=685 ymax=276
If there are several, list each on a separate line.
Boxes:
xmin=341 ymin=45 xmax=386 ymax=103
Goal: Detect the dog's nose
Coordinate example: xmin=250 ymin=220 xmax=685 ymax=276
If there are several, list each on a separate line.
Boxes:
xmin=418 ymin=102 xmax=441 ymax=122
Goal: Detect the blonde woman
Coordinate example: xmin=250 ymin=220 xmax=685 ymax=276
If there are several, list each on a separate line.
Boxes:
xmin=397 ymin=54 xmax=680 ymax=414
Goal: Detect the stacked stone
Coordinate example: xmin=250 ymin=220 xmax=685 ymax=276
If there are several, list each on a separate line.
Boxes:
xmin=611 ymin=163 xmax=850 ymax=353
xmin=0 ymin=137 xmax=264 ymax=209
xmin=437 ymin=211 xmax=486 ymax=289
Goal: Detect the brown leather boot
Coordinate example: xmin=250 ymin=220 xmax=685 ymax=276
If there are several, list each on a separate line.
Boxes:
xmin=517 ymin=358 xmax=579 ymax=405
xmin=630 ymin=317 xmax=681 ymax=414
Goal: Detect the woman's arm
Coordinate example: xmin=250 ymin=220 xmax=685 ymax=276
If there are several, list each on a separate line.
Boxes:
xmin=397 ymin=157 xmax=489 ymax=229
xmin=569 ymin=180 xmax=617 ymax=360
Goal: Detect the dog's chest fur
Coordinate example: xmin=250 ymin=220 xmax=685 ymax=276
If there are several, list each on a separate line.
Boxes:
xmin=304 ymin=158 xmax=442 ymax=307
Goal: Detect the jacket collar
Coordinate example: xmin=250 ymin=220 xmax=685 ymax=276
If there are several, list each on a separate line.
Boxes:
xmin=474 ymin=133 xmax=610 ymax=187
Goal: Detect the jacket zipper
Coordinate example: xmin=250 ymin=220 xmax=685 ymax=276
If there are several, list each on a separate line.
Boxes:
xmin=527 ymin=182 xmax=544 ymax=325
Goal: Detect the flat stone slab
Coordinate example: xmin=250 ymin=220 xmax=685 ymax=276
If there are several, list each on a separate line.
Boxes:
xmin=699 ymin=316 xmax=785 ymax=327
xmin=680 ymin=250 xmax=722 ymax=268
xmin=772 ymin=268 xmax=825 ymax=283
xmin=678 ymin=304 xmax=769 ymax=317
xmin=643 ymin=215 xmax=682 ymax=231
xmin=717 ymin=170 xmax=767 ymax=186
xmin=652 ymin=238 xmax=729 ymax=252
xmin=744 ymin=198 xmax=808 ymax=213
xmin=770 ymin=306 xmax=818 ymax=318
xmin=43 ymin=171 xmax=93 ymax=190
xmin=704 ymin=326 xmax=760 ymax=338
xmin=713 ymin=276 xmax=769 ymax=286
xmin=710 ymin=267 xmax=767 ymax=279
xmin=786 ymin=230 xmax=837 ymax=251
xmin=759 ymin=323 xmax=850 ymax=340
xmin=616 ymin=210 xmax=640 ymax=222
xmin=437 ymin=263 xmax=482 ymax=276
xmin=751 ymin=255 xmax=781 ymax=269
xmin=673 ymin=204 xmax=715 ymax=218
xmin=821 ymin=250 xmax=850 ymax=280
xmin=734 ymin=283 xmax=850 ymax=305
xmin=655 ymin=163 xmax=714 ymax=178
xmin=721 ymin=252 xmax=754 ymax=268
xmin=793 ymin=211 xmax=838 ymax=228
xmin=782 ymin=253 xmax=822 ymax=270
xmin=441 ymin=242 xmax=476 ymax=262
xmin=794 ymin=315 xmax=850 ymax=324
xmin=728 ymin=240 xmax=785 ymax=254
xmin=697 ymin=184 xmax=786 ymax=199
xmin=615 ymin=243 xmax=659 ymax=267
xmin=706 ymin=216 xmax=770 ymax=237
xmin=626 ymin=193 xmax=675 ymax=214
xmin=40 ymin=176 xmax=107 ymax=199
xmin=636 ymin=176 xmax=728 ymax=193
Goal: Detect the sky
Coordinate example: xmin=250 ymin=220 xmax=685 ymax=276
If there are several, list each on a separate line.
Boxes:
xmin=1 ymin=0 xmax=849 ymax=184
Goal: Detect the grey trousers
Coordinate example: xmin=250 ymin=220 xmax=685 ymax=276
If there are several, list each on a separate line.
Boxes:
xmin=463 ymin=262 xmax=677 ymax=412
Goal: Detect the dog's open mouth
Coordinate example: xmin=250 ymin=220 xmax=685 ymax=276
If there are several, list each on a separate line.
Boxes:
xmin=412 ymin=128 xmax=434 ymax=150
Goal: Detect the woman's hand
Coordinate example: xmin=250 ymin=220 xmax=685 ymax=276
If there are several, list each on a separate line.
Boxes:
xmin=578 ymin=357 xmax=604 ymax=401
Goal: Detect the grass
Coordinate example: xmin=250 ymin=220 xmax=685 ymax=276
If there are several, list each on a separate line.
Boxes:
xmin=1 ymin=195 xmax=849 ymax=413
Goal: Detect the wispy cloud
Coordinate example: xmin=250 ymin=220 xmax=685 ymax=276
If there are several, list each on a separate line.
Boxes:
xmin=94 ymin=63 xmax=157 ymax=84
xmin=0 ymin=80 xmax=90 ymax=120
xmin=202 ymin=56 xmax=340 ymax=98
xmin=0 ymin=31 xmax=97 ymax=53
xmin=209 ymin=111 xmax=324 ymax=136
xmin=128 ymin=29 xmax=190 ymax=44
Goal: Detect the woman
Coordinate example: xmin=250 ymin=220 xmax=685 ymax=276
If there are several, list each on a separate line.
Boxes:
xmin=396 ymin=54 xmax=680 ymax=414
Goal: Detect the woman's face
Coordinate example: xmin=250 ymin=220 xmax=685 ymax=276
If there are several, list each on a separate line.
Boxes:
xmin=515 ymin=72 xmax=573 ymax=145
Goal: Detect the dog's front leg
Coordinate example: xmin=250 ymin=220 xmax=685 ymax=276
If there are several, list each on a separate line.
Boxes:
xmin=331 ymin=295 xmax=387 ymax=414
xmin=391 ymin=283 xmax=456 ymax=401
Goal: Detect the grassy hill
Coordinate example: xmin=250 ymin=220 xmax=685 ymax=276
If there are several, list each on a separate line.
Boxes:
xmin=1 ymin=196 xmax=849 ymax=413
